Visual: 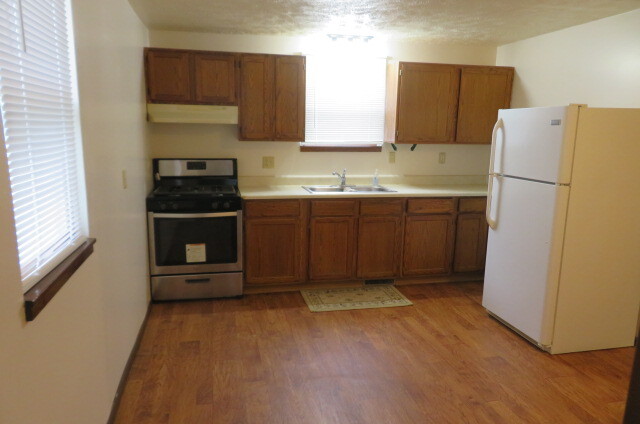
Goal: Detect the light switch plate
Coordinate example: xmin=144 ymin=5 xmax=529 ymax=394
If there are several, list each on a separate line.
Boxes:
xmin=388 ymin=152 xmax=396 ymax=164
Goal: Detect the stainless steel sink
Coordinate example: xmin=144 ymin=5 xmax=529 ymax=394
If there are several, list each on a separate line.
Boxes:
xmin=302 ymin=185 xmax=396 ymax=193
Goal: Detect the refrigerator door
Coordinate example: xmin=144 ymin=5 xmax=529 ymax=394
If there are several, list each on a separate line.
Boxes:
xmin=483 ymin=176 xmax=570 ymax=347
xmin=491 ymin=105 xmax=580 ymax=184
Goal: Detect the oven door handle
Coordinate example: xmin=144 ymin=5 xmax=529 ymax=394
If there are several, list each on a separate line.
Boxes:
xmin=151 ymin=212 xmax=238 ymax=218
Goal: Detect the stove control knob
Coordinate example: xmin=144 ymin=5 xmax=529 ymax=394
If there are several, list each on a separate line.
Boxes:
xmin=171 ymin=203 xmax=179 ymax=210
xmin=211 ymin=202 xmax=219 ymax=210
xmin=159 ymin=202 xmax=167 ymax=211
xmin=222 ymin=202 xmax=230 ymax=210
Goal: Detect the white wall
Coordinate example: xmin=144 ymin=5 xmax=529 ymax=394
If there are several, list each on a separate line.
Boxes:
xmin=0 ymin=1 xmax=149 ymax=423
xmin=497 ymin=9 xmax=640 ymax=108
xmin=148 ymin=31 xmax=497 ymax=178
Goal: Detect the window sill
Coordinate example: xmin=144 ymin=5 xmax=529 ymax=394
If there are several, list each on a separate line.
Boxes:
xmin=299 ymin=143 xmax=382 ymax=153
xmin=23 ymin=238 xmax=96 ymax=321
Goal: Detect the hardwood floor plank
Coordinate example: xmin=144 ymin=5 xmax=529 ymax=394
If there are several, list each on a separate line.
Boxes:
xmin=113 ymin=283 xmax=634 ymax=424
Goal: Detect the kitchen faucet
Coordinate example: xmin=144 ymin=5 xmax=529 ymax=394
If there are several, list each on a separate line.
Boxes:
xmin=332 ymin=169 xmax=348 ymax=188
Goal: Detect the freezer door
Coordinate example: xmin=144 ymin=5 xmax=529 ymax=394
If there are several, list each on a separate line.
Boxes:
xmin=491 ymin=105 xmax=579 ymax=184
xmin=483 ymin=176 xmax=569 ymax=346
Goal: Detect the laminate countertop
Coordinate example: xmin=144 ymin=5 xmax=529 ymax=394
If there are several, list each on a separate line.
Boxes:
xmin=239 ymin=176 xmax=488 ymax=200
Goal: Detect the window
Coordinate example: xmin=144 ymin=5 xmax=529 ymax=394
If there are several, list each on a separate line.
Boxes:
xmin=304 ymin=53 xmax=386 ymax=148
xmin=0 ymin=0 xmax=88 ymax=292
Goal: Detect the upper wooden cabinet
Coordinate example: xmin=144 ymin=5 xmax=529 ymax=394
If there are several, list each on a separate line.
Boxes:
xmin=145 ymin=49 xmax=192 ymax=103
xmin=238 ymin=54 xmax=275 ymax=140
xmin=144 ymin=48 xmax=237 ymax=105
xmin=393 ymin=63 xmax=460 ymax=143
xmin=386 ymin=62 xmax=513 ymax=144
xmin=239 ymin=54 xmax=305 ymax=141
xmin=193 ymin=52 xmax=237 ymax=104
xmin=456 ymin=67 xmax=514 ymax=144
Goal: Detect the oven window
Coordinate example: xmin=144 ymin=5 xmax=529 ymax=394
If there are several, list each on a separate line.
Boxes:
xmin=154 ymin=216 xmax=237 ymax=266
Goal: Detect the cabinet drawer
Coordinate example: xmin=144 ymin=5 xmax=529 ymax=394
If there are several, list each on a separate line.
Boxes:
xmin=310 ymin=200 xmax=358 ymax=216
xmin=245 ymin=200 xmax=300 ymax=217
xmin=360 ymin=199 xmax=404 ymax=216
xmin=458 ymin=197 xmax=486 ymax=213
xmin=407 ymin=198 xmax=455 ymax=214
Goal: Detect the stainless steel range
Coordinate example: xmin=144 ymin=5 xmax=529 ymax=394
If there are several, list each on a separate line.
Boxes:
xmin=146 ymin=158 xmax=242 ymax=300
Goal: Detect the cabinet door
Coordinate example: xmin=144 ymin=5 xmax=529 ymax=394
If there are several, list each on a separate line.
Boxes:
xmin=453 ymin=213 xmax=488 ymax=272
xmin=403 ymin=215 xmax=454 ymax=276
xmin=145 ymin=49 xmax=192 ymax=103
xmin=357 ymin=216 xmax=403 ymax=279
xmin=456 ymin=66 xmax=514 ymax=144
xmin=396 ymin=63 xmax=460 ymax=143
xmin=309 ymin=217 xmax=356 ymax=280
xmin=274 ymin=55 xmax=305 ymax=141
xmin=239 ymin=54 xmax=275 ymax=140
xmin=193 ymin=52 xmax=237 ymax=105
xmin=245 ymin=217 xmax=303 ymax=284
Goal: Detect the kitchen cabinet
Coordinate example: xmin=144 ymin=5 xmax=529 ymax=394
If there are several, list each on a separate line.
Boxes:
xmin=356 ymin=200 xmax=404 ymax=279
xmin=239 ymin=54 xmax=305 ymax=141
xmin=243 ymin=196 xmax=487 ymax=292
xmin=144 ymin=48 xmax=238 ymax=105
xmin=244 ymin=200 xmax=307 ymax=285
xmin=145 ymin=49 xmax=192 ymax=103
xmin=403 ymin=198 xmax=456 ymax=276
xmin=385 ymin=62 xmax=513 ymax=144
xmin=308 ymin=200 xmax=357 ymax=281
xmin=456 ymin=67 xmax=514 ymax=144
xmin=453 ymin=198 xmax=488 ymax=273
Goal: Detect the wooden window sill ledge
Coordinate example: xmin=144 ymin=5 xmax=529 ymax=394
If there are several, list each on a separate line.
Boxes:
xmin=300 ymin=143 xmax=382 ymax=153
xmin=23 ymin=238 xmax=97 ymax=321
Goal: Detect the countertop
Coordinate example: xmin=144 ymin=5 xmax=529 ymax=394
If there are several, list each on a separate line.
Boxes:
xmin=239 ymin=175 xmax=488 ymax=200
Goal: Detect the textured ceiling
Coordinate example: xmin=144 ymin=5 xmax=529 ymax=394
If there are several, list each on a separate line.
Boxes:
xmin=128 ymin=0 xmax=640 ymax=45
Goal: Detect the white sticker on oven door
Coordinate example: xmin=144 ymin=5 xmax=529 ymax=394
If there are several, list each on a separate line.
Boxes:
xmin=185 ymin=243 xmax=206 ymax=263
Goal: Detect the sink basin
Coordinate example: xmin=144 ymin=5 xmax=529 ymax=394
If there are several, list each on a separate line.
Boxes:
xmin=302 ymin=185 xmax=396 ymax=193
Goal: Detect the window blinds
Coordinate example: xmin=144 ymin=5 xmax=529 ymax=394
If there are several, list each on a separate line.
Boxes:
xmin=305 ymin=54 xmax=386 ymax=144
xmin=0 ymin=0 xmax=86 ymax=291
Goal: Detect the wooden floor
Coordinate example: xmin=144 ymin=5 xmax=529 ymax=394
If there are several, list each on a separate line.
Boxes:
xmin=114 ymin=283 xmax=634 ymax=424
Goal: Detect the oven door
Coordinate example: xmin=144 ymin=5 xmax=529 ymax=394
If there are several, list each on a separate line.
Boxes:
xmin=148 ymin=211 xmax=243 ymax=275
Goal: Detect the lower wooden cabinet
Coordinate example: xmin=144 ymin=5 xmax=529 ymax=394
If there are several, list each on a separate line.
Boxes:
xmin=244 ymin=200 xmax=306 ymax=285
xmin=403 ymin=215 xmax=455 ymax=276
xmin=357 ymin=216 xmax=403 ymax=279
xmin=244 ymin=196 xmax=486 ymax=289
xmin=244 ymin=218 xmax=305 ymax=284
xmin=309 ymin=216 xmax=356 ymax=280
xmin=453 ymin=213 xmax=488 ymax=273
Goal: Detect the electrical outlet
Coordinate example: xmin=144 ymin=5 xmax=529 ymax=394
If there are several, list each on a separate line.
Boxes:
xmin=388 ymin=151 xmax=396 ymax=164
xmin=262 ymin=156 xmax=275 ymax=169
xmin=438 ymin=152 xmax=446 ymax=164
xmin=121 ymin=169 xmax=128 ymax=189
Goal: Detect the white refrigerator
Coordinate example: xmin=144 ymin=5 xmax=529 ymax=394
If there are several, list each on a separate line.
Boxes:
xmin=483 ymin=104 xmax=640 ymax=354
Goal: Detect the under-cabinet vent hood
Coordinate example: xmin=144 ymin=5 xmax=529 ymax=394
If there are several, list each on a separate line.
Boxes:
xmin=147 ymin=104 xmax=239 ymax=124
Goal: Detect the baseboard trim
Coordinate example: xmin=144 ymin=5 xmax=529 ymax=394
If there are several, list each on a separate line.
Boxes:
xmin=106 ymin=302 xmax=152 ymax=424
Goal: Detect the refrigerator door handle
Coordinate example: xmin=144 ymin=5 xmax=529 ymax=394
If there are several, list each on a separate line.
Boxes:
xmin=486 ymin=118 xmax=504 ymax=229
xmin=486 ymin=175 xmax=498 ymax=229
xmin=489 ymin=117 xmax=504 ymax=175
